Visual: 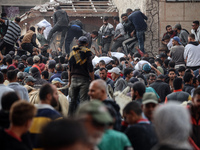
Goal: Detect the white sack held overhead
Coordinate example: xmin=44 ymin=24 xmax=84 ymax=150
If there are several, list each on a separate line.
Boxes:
xmin=36 ymin=19 xmax=52 ymax=40
xmin=92 ymin=56 xmax=113 ymax=67
xmin=134 ymin=60 xmax=151 ymax=71
xmin=111 ymin=52 xmax=125 ymax=60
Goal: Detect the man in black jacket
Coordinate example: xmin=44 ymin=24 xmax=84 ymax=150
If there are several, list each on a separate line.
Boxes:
xmin=47 ymin=6 xmax=69 ymax=51
xmin=149 ymin=74 xmax=171 ymax=103
xmin=123 ymin=101 xmax=157 ymax=150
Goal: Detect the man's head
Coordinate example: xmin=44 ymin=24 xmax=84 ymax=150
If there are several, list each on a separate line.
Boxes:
xmin=183 ymin=72 xmax=193 ymax=84
xmin=155 ymin=58 xmax=162 ymax=67
xmin=173 ymin=78 xmax=183 ymax=90
xmin=76 ymin=100 xmax=112 ymax=146
xmin=178 ymin=66 xmax=186 ymax=77
xmin=124 ymin=68 xmax=133 ymax=80
xmin=13 ymin=55 xmax=20 ymax=65
xmin=166 ymin=25 xmax=173 ymax=34
xmin=163 ymin=35 xmax=170 ymax=45
xmin=78 ymin=36 xmax=88 ymax=46
xmin=103 ymin=16 xmax=109 ymax=25
xmin=14 ymin=17 xmax=21 ymax=23
xmin=148 ymin=73 xmax=157 ymax=85
xmin=2 ymin=92 xmax=19 ymax=111
xmin=33 ymin=55 xmax=40 ymax=64
xmin=192 ymin=20 xmax=199 ymax=31
xmin=91 ymin=30 xmax=98 ymax=38
xmin=6 ymin=57 xmax=12 ymax=66
xmin=1 ymin=12 xmax=7 ymax=18
xmin=172 ymin=36 xmax=182 ymax=46
xmin=39 ymin=83 xmax=59 ymax=107
xmin=168 ymin=60 xmax=175 ymax=69
xmin=168 ymin=69 xmax=176 ymax=80
xmin=126 ymin=8 xmax=133 ymax=16
xmin=7 ymin=70 xmax=17 ymax=82
xmin=174 ymin=23 xmax=182 ymax=33
xmin=192 ymin=88 xmax=200 ymax=113
xmin=123 ymin=101 xmax=142 ymax=125
xmin=27 ymin=57 xmax=34 ymax=66
xmin=42 ymin=71 xmax=49 ymax=80
xmin=142 ymin=92 xmax=158 ymax=122
xmin=41 ymin=119 xmax=89 ymax=150
xmin=131 ymin=81 xmax=146 ymax=100
xmin=30 ymin=26 xmax=35 ymax=32
xmin=52 ymin=78 xmax=65 ymax=88
xmin=25 ymin=76 xmax=37 ymax=87
xmin=10 ymin=101 xmax=37 ymax=131
xmin=55 ymin=63 xmax=63 ymax=72
xmin=188 ymin=33 xmax=196 ymax=42
xmin=99 ymin=68 xmax=107 ymax=81
xmin=99 ymin=60 xmax=106 ymax=68
xmin=154 ymin=102 xmax=191 ymax=145
xmin=88 ymin=79 xmax=107 ymax=101
xmin=121 ymin=13 xmax=128 ymax=23
xmin=108 ymin=67 xmax=121 ymax=81
xmin=113 ymin=16 xmax=119 ymax=24
xmin=55 ymin=6 xmax=61 ymax=10
xmin=0 ymin=72 xmax=4 ymax=84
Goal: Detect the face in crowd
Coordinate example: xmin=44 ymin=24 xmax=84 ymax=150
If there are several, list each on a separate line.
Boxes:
xmin=168 ymin=71 xmax=176 ymax=80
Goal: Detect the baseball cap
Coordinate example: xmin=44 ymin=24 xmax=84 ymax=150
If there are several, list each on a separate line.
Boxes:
xmin=25 ymin=76 xmax=37 ymax=82
xmin=78 ymin=36 xmax=88 ymax=44
xmin=76 ymin=100 xmax=113 ymax=125
xmin=48 ymin=60 xmax=56 ymax=69
xmin=142 ymin=92 xmax=158 ymax=105
xmin=173 ymin=36 xmax=182 ymax=45
xmin=52 ymin=77 xmax=65 ymax=84
xmin=30 ymin=67 xmax=39 ymax=74
xmin=142 ymin=64 xmax=151 ymax=72
xmin=158 ymin=52 xmax=167 ymax=58
xmin=108 ymin=67 xmax=121 ymax=75
xmin=33 ymin=56 xmax=40 ymax=63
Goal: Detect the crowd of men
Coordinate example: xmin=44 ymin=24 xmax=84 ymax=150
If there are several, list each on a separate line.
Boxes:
xmin=0 ymin=5 xmax=200 ymax=150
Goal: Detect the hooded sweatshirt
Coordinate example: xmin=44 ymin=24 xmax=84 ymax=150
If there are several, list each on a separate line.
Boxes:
xmin=53 ymin=9 xmax=69 ymax=26
xmin=184 ymin=42 xmax=200 ymax=67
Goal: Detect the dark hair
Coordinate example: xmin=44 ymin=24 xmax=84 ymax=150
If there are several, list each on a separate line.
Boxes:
xmin=59 ymin=56 xmax=65 ymax=64
xmin=134 ymin=53 xmax=141 ymax=58
xmin=27 ymin=57 xmax=34 ymax=65
xmin=41 ymin=119 xmax=88 ymax=150
xmin=124 ymin=68 xmax=133 ymax=77
xmin=39 ymin=84 xmax=54 ymax=101
xmin=193 ymin=87 xmax=200 ymax=97
xmin=103 ymin=16 xmax=108 ymax=21
xmin=168 ymin=68 xmax=176 ymax=73
xmin=55 ymin=63 xmax=63 ymax=72
xmin=173 ymin=78 xmax=183 ymax=90
xmin=185 ymin=69 xmax=192 ymax=74
xmin=132 ymin=81 xmax=146 ymax=97
xmin=2 ymin=92 xmax=19 ymax=111
xmin=42 ymin=71 xmax=49 ymax=79
xmin=99 ymin=67 xmax=107 ymax=72
xmin=92 ymin=30 xmax=98 ymax=36
xmin=123 ymin=101 xmax=142 ymax=115
xmin=30 ymin=26 xmax=35 ymax=32
xmin=188 ymin=34 xmax=195 ymax=40
xmin=61 ymin=71 xmax=68 ymax=80
xmin=183 ymin=72 xmax=193 ymax=83
xmin=112 ymin=56 xmax=119 ymax=66
xmin=7 ymin=70 xmax=17 ymax=81
xmin=147 ymin=73 xmax=157 ymax=80
xmin=121 ymin=13 xmax=127 ymax=18
xmin=15 ymin=17 xmax=21 ymax=23
xmin=37 ymin=27 xmax=42 ymax=32
xmin=0 ymin=72 xmax=4 ymax=83
xmin=6 ymin=57 xmax=12 ymax=65
xmin=55 ymin=6 xmax=61 ymax=10
xmin=120 ymin=57 xmax=126 ymax=62
xmin=193 ymin=20 xmax=199 ymax=25
xmin=1 ymin=13 xmax=7 ymax=18
xmin=155 ymin=58 xmax=162 ymax=65
xmin=166 ymin=25 xmax=172 ymax=30
xmin=149 ymin=59 xmax=155 ymax=64
xmin=126 ymin=8 xmax=133 ymax=14
xmin=178 ymin=66 xmax=186 ymax=72
xmin=113 ymin=16 xmax=119 ymax=22
xmin=197 ymin=75 xmax=200 ymax=83
xmin=163 ymin=34 xmax=170 ymax=40
xmin=169 ymin=61 xmax=175 ymax=68
xmin=54 ymin=57 xmax=59 ymax=64
xmin=99 ymin=60 xmax=106 ymax=65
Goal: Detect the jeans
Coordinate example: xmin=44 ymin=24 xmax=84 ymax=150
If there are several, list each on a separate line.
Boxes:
xmin=47 ymin=25 xmax=68 ymax=49
xmin=136 ymin=30 xmax=145 ymax=53
xmin=65 ymin=26 xmax=83 ymax=54
xmin=0 ymin=40 xmax=14 ymax=55
xmin=68 ymin=77 xmax=90 ymax=115
xmin=111 ymin=39 xmax=124 ymax=52
xmin=122 ymin=37 xmax=137 ymax=54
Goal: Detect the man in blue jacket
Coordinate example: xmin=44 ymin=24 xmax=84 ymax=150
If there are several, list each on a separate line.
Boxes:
xmin=127 ymin=8 xmax=148 ymax=53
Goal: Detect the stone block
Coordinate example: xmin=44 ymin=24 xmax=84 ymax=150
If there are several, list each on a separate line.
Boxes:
xmin=184 ymin=3 xmax=200 ymax=21
xmin=159 ymin=2 xmax=165 ymax=21
xmin=165 ymin=3 xmax=184 ymax=21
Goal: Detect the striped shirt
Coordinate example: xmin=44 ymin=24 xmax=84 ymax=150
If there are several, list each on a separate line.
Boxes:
xmin=3 ymin=20 xmax=21 ymax=46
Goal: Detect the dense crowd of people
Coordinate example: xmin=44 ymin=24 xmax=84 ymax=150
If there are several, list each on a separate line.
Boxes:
xmin=0 ymin=5 xmax=200 ymax=150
